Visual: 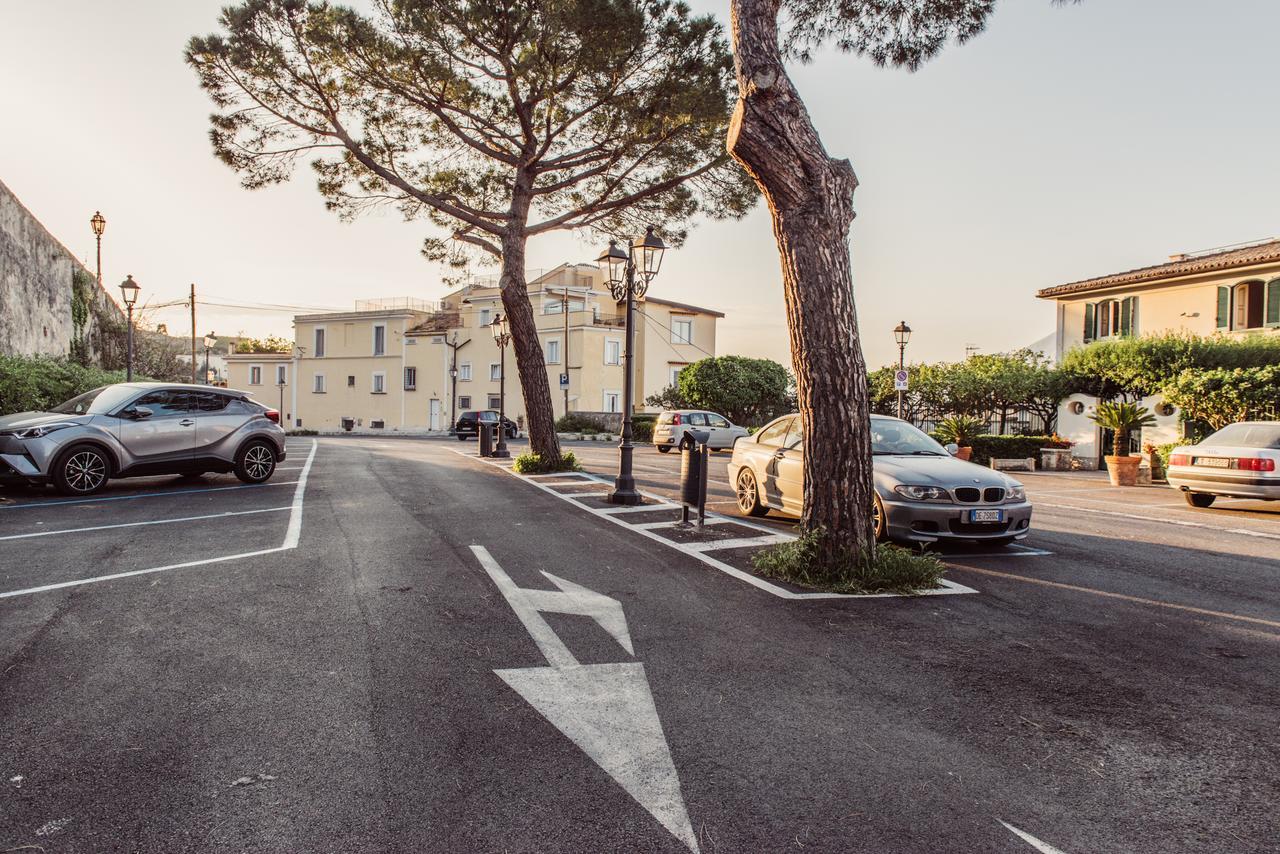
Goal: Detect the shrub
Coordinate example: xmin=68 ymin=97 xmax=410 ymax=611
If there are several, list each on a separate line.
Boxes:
xmin=555 ymin=413 xmax=607 ymax=434
xmin=934 ymin=415 xmax=985 ymax=446
xmin=751 ymin=529 xmax=945 ymax=595
xmin=1089 ymin=401 xmax=1157 ymax=457
xmin=1153 ymin=439 xmax=1195 ymax=471
xmin=1162 ymin=364 xmax=1280 ymax=430
xmin=0 ymin=355 xmax=132 ymax=416
xmin=512 ymin=451 xmax=581 ymax=474
xmin=631 ymin=414 xmax=655 ymax=442
xmin=965 ymin=435 xmax=1070 ymax=467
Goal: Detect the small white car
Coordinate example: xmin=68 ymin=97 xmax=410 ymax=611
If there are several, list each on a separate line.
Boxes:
xmin=652 ymin=410 xmax=749 ymax=453
xmin=1167 ymin=421 xmax=1280 ymax=507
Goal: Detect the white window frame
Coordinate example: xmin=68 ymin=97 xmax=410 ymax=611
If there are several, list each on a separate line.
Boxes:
xmin=546 ymin=337 xmax=561 ymax=365
xmin=314 ymin=326 xmax=326 ymax=358
xmin=487 ymin=393 xmax=502 ymax=410
xmin=490 ymin=362 xmax=501 ymax=381
xmin=371 ymin=371 xmax=386 ymax=394
xmin=249 ymin=365 xmax=262 ymax=385
xmin=373 ymin=323 xmax=387 ymax=356
xmin=313 ymin=373 xmax=326 ymax=393
xmin=603 ymin=390 xmax=622 ymax=413
xmin=479 ymin=308 xmax=491 ymax=327
xmin=669 ymin=364 xmax=686 ymax=386
xmin=604 ymin=338 xmax=622 ymax=366
xmin=275 ymin=365 xmax=287 ymax=386
xmin=459 ymin=362 xmax=472 ymax=381
xmin=404 ymin=366 xmax=417 ymax=390
xmin=458 ymin=395 xmax=472 ymax=410
xmin=671 ymin=317 xmax=693 ymax=345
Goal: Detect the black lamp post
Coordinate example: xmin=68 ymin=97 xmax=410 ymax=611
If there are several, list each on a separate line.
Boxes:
xmin=597 ymin=226 xmax=665 ymax=505
xmin=120 ymin=275 xmax=141 ymax=381
xmin=89 ymin=211 xmax=106 ymax=286
xmin=893 ymin=320 xmax=912 ymax=420
xmin=491 ymin=313 xmax=511 ymax=459
xmin=203 ymin=334 xmax=216 ymax=384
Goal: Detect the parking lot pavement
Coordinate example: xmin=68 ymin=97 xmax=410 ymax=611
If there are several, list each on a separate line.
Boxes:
xmin=3 ymin=436 xmax=1279 ymax=853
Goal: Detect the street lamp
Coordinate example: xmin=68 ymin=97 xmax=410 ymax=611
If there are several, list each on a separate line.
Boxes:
xmin=596 ymin=225 xmax=665 ymax=505
xmin=89 ymin=211 xmax=106 ymax=286
xmin=893 ymin=320 xmax=912 ymax=420
xmin=203 ymin=334 xmax=217 ymax=384
xmin=119 ymin=275 xmax=141 ymax=381
xmin=491 ymin=312 xmax=512 ymax=459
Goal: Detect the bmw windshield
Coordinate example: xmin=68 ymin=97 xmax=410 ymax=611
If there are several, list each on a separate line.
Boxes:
xmin=50 ymin=385 xmax=137 ymax=415
xmin=871 ymin=420 xmax=949 ymax=456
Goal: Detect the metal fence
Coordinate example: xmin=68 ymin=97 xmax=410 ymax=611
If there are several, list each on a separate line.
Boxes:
xmin=911 ymin=406 xmax=1054 ymax=437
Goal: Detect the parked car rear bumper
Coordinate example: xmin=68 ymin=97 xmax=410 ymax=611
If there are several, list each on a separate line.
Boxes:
xmin=1168 ymin=470 xmax=1280 ymax=500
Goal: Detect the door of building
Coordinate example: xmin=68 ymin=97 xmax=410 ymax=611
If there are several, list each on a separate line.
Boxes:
xmin=429 ymin=399 xmax=443 ymax=431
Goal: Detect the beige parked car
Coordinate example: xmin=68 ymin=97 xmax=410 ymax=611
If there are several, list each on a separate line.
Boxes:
xmin=726 ymin=413 xmax=1033 ymax=545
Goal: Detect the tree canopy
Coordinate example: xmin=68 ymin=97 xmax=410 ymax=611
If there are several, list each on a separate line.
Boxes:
xmin=1060 ymin=332 xmax=1280 ymax=400
xmin=646 ymin=355 xmax=792 ymax=426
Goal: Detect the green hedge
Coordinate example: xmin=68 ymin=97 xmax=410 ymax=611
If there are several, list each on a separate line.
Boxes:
xmin=632 ymin=414 xmax=655 ymax=443
xmin=0 ymin=355 xmax=132 ymax=416
xmin=962 ymin=435 xmax=1070 ymax=467
xmin=555 ymin=413 xmax=608 ymax=433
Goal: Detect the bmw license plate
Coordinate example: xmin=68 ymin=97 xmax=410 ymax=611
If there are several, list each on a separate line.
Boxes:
xmin=1195 ymin=457 xmax=1231 ymax=468
xmin=969 ymin=509 xmax=1004 ymax=523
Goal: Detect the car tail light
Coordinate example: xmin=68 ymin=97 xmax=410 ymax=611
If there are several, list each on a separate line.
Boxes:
xmin=1169 ymin=454 xmax=1190 ymax=466
xmin=265 ymin=409 xmax=280 ymax=424
xmin=670 ymin=413 xmax=681 ymax=425
xmin=1236 ymin=457 xmax=1275 ymax=472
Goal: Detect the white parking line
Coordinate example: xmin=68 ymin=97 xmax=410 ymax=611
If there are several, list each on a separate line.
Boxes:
xmin=999 ymin=821 xmax=1069 ymax=854
xmin=0 ymin=480 xmax=300 ymax=510
xmin=1039 ymin=502 xmax=1280 ymax=541
xmin=0 ymin=441 xmax=317 ymax=600
xmin=0 ymin=506 xmax=291 ymax=542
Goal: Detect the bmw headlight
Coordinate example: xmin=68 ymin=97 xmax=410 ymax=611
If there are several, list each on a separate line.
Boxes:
xmin=1005 ymin=484 xmax=1027 ymax=502
xmin=894 ymin=485 xmax=949 ymax=501
xmin=9 ymin=422 xmax=76 ymax=439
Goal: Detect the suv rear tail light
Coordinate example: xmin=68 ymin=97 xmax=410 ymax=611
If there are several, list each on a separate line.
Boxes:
xmin=265 ymin=409 xmax=280 ymax=424
xmin=1169 ymin=454 xmax=1190 ymax=466
xmin=1237 ymin=457 xmax=1275 ymax=472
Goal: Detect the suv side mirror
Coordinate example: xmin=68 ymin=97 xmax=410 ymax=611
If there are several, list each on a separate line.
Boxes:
xmin=127 ymin=406 xmax=154 ymax=420
xmin=944 ymin=442 xmax=959 ymax=455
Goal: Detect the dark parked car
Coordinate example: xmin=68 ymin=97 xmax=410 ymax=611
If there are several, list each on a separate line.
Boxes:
xmin=455 ymin=410 xmax=518 ymax=440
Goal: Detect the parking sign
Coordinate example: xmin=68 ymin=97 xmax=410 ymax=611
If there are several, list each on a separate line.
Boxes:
xmin=894 ymin=369 xmax=909 ymax=391
xmin=559 ymin=372 xmax=570 ymax=389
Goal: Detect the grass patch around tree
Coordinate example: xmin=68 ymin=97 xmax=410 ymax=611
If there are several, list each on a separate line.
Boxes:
xmin=751 ymin=528 xmax=945 ymax=595
xmin=512 ymin=451 xmax=582 ymax=475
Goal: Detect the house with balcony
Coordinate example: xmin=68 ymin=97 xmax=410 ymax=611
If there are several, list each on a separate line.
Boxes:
xmin=1037 ymin=238 xmax=1280 ymax=465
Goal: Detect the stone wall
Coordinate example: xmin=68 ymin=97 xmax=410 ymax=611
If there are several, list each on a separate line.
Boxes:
xmin=0 ymin=178 xmax=122 ymax=362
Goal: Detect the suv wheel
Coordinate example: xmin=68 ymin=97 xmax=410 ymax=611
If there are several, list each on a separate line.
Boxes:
xmin=235 ymin=440 xmax=277 ymax=484
xmin=53 ymin=444 xmax=111 ymax=496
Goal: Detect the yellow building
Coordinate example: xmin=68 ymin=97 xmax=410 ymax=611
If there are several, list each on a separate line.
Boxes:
xmin=224 ymin=267 xmax=723 ymax=432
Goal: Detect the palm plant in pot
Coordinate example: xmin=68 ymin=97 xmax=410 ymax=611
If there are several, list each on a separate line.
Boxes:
xmin=1090 ymin=401 xmax=1157 ymax=486
xmin=934 ymin=415 xmax=985 ymax=462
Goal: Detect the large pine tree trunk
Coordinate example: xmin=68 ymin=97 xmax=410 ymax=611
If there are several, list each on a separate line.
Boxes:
xmin=727 ymin=0 xmax=874 ymax=565
xmin=499 ymin=179 xmax=562 ymax=464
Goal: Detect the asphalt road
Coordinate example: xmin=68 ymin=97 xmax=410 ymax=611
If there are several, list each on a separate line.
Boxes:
xmin=2 ymin=436 xmax=1279 ymax=853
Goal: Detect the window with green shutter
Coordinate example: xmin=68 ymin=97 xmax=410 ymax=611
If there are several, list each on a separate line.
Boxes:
xmin=1216 ymin=286 xmax=1230 ymax=329
xmin=1120 ymin=296 xmax=1137 ymax=337
xmin=1083 ymin=302 xmax=1095 ymax=343
xmin=1267 ymin=279 xmax=1280 ymax=328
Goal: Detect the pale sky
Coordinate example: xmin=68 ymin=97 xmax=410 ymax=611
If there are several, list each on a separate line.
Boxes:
xmin=2 ymin=1 xmax=1276 ymax=369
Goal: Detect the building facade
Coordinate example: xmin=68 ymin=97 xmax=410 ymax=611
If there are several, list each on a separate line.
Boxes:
xmin=224 ymin=266 xmax=723 ymax=432
xmin=1038 ymin=238 xmax=1280 ymax=465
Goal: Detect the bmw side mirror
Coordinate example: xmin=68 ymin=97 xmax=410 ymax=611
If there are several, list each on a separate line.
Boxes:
xmin=945 ymin=442 xmax=960 ymax=456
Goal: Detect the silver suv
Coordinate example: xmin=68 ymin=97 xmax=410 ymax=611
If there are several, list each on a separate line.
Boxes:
xmin=0 ymin=383 xmax=287 ymax=495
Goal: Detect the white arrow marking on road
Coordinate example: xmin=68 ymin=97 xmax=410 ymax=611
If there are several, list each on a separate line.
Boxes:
xmin=999 ymin=820 xmax=1069 ymax=854
xmin=471 ymin=545 xmax=698 ymax=853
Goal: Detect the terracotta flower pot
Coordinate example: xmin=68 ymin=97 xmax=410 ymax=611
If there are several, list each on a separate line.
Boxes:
xmin=955 ymin=446 xmax=973 ymax=462
xmin=1106 ymin=454 xmax=1141 ymax=487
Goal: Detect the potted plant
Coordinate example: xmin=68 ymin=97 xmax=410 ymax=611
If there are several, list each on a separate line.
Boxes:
xmin=1090 ymin=401 xmax=1157 ymax=487
xmin=934 ymin=415 xmax=985 ymax=462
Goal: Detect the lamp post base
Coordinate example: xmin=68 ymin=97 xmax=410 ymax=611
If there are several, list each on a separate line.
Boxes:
xmin=608 ymin=477 xmax=643 ymax=506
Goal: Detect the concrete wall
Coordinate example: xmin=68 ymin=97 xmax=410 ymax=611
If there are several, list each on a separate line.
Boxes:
xmin=1057 ymin=393 xmax=1183 ymax=468
xmin=0 ymin=179 xmax=122 ymax=362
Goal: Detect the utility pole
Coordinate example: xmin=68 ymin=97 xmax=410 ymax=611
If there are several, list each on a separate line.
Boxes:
xmin=190 ymin=284 xmax=197 ymax=384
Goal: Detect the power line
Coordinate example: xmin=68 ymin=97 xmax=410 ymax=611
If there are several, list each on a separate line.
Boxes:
xmin=635 ymin=306 xmax=718 ymax=360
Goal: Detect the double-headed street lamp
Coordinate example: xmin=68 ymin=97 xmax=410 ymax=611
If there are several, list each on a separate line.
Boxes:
xmin=203 ymin=334 xmax=217 ymax=384
xmin=120 ymin=275 xmax=141 ymax=381
xmin=893 ymin=320 xmax=912 ymax=420
xmin=89 ymin=211 xmax=106 ymax=286
xmin=597 ymin=226 xmax=666 ymax=505
xmin=491 ymin=312 xmax=512 ymax=459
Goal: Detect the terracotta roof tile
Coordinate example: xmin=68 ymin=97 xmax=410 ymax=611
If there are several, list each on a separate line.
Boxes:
xmin=1037 ymin=239 xmax=1280 ymax=299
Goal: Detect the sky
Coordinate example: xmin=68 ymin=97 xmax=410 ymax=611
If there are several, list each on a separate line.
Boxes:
xmin=2 ymin=0 xmax=1277 ymax=370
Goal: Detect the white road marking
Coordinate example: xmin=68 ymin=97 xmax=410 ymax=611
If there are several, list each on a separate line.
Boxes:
xmin=0 ymin=442 xmax=317 ymax=600
xmin=451 ymin=449 xmax=978 ymax=600
xmin=472 ymin=546 xmax=698 ymax=853
xmin=999 ymin=820 xmax=1069 ymax=854
xmin=1039 ymin=502 xmax=1280 ymax=541
xmin=0 ymin=506 xmax=291 ymax=541
xmin=632 ymin=519 xmax=733 ymax=530
xmin=0 ymin=480 xmax=299 ymax=510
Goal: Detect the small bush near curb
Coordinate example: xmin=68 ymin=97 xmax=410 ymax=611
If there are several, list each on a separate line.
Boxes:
xmin=512 ymin=451 xmax=582 ymax=474
xmin=555 ymin=413 xmax=607 ymax=434
xmin=751 ymin=528 xmax=945 ymax=595
xmin=632 ymin=416 xmax=655 ymax=443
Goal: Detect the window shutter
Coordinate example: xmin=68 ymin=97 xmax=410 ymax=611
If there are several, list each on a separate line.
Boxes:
xmin=1120 ymin=297 xmax=1133 ymax=337
xmin=1267 ymin=280 xmax=1280 ymax=327
xmin=1216 ymin=287 xmax=1230 ymax=329
xmin=1083 ymin=302 xmax=1095 ymax=343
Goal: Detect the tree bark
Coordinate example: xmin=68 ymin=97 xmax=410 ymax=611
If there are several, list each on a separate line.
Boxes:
xmin=499 ymin=174 xmax=562 ymax=464
xmin=726 ymin=0 xmax=875 ymax=564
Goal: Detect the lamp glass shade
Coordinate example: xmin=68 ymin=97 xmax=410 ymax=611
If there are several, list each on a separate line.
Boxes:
xmin=596 ymin=240 xmax=628 ymax=288
xmin=490 ymin=312 xmax=505 ymax=341
xmin=893 ymin=321 xmax=912 ymax=347
xmin=119 ymin=275 xmax=141 ymax=307
xmin=204 ymin=336 xmax=217 ymax=348
xmin=90 ymin=211 xmax=106 ymax=237
xmin=632 ymin=226 xmax=666 ymax=280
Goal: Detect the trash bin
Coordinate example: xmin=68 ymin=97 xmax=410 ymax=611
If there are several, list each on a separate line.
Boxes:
xmin=679 ymin=429 xmax=711 ymax=523
xmin=341 ymin=417 xmax=355 ymax=432
xmin=478 ymin=422 xmax=495 ymax=457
